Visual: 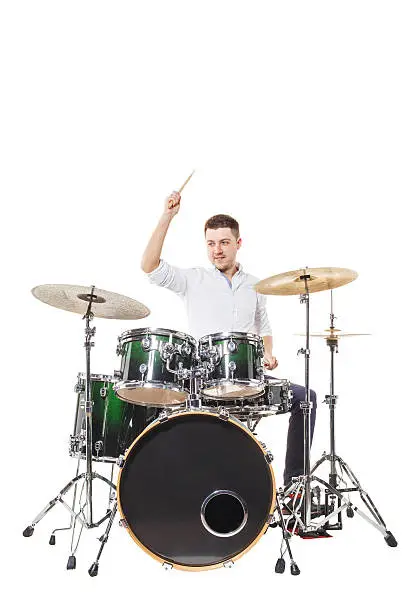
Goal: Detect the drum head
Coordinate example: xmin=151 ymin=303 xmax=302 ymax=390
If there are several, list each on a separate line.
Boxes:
xmin=118 ymin=412 xmax=275 ymax=570
xmin=115 ymin=382 xmax=187 ymax=407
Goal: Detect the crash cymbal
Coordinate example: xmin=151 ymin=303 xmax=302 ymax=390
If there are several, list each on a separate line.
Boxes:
xmin=31 ymin=284 xmax=150 ymax=320
xmin=255 ymin=267 xmax=358 ymax=296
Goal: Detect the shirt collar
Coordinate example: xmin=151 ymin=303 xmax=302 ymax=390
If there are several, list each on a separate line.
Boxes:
xmin=212 ymin=262 xmax=243 ymax=276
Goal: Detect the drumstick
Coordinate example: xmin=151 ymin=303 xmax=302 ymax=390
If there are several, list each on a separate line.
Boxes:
xmin=179 ymin=170 xmax=195 ymax=193
xmin=169 ymin=170 xmax=195 ymax=209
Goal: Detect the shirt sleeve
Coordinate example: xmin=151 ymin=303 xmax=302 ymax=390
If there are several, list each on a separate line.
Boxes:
xmin=254 ymin=292 xmax=272 ymax=336
xmin=146 ymin=259 xmax=188 ymax=297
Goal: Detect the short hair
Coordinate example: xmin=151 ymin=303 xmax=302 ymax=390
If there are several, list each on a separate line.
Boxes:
xmin=204 ymin=214 xmax=240 ymax=239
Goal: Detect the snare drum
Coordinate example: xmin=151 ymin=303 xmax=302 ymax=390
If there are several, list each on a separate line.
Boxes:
xmin=117 ymin=409 xmax=275 ymax=570
xmin=71 ymin=373 xmax=159 ymax=462
xmin=199 ymin=332 xmax=264 ymax=399
xmin=202 ymin=378 xmax=292 ymax=420
xmin=115 ymin=328 xmax=197 ymax=406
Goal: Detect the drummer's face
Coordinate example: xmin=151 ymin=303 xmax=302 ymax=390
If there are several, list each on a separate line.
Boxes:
xmin=205 ymin=227 xmax=241 ymax=271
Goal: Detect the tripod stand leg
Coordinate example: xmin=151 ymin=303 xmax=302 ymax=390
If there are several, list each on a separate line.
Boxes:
xmin=22 ymin=475 xmax=85 ymax=538
xmin=336 ymin=457 xmax=397 ymax=546
xmin=49 ymin=461 xmax=82 ymax=545
xmin=88 ymin=501 xmax=118 ymax=577
xmin=273 ymin=494 xmax=300 ymax=576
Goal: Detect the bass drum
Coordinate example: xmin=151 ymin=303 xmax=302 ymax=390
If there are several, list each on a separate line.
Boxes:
xmin=117 ymin=410 xmax=276 ymax=570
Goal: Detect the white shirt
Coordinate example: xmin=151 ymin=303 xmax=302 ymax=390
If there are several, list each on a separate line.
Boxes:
xmin=147 ymin=259 xmax=272 ymax=340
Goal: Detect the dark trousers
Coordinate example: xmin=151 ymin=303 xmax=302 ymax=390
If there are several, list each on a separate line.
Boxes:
xmin=266 ymin=376 xmax=317 ymax=486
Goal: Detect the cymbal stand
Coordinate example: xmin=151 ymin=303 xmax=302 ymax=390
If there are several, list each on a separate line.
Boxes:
xmin=310 ymin=292 xmax=397 ymax=546
xmin=23 ymin=286 xmax=116 ymax=570
xmin=283 ymin=270 xmax=332 ymax=536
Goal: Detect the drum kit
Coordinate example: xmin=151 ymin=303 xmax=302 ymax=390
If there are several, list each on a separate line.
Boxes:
xmin=22 ymin=267 xmax=397 ymax=577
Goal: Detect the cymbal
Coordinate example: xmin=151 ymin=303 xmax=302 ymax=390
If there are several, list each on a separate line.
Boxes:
xmin=255 ymin=267 xmax=358 ymax=296
xmin=32 ymin=284 xmax=150 ymax=320
xmin=295 ymin=329 xmax=371 ymax=338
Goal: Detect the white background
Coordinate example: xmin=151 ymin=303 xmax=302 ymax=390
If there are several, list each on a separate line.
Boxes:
xmin=1 ymin=1 xmax=406 ymax=609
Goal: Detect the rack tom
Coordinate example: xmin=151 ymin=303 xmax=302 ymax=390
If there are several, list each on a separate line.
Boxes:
xmin=199 ymin=332 xmax=265 ymax=399
xmin=115 ymin=328 xmax=196 ymax=406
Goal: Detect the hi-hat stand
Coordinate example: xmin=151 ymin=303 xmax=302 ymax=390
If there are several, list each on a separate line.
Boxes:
xmin=309 ymin=292 xmax=397 ymax=545
xmin=280 ymin=270 xmax=328 ymax=536
xmin=23 ymin=287 xmax=115 ymax=570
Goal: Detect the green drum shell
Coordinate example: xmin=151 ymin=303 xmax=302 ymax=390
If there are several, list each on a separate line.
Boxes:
xmin=73 ymin=374 xmax=158 ymax=462
xmin=200 ymin=333 xmax=264 ymax=399
xmin=116 ymin=328 xmax=197 ymax=407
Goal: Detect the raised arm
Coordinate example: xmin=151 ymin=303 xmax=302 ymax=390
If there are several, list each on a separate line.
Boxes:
xmin=141 ymin=191 xmax=181 ymax=273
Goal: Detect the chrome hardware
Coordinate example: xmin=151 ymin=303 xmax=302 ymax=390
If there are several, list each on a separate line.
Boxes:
xmin=69 ymin=435 xmax=82 ymax=455
xmin=180 ymin=342 xmax=191 ymax=357
xmin=265 ymin=450 xmax=274 ymax=463
xmin=162 ymin=563 xmax=173 ymax=570
xmin=228 ymin=362 xmax=237 ymax=372
xmin=119 ymin=519 xmax=128 ymax=528
xmin=117 ymin=455 xmax=125 ymax=468
xmin=177 ymin=367 xmax=190 ymax=381
xmin=100 ymin=386 xmax=107 ymax=398
xmin=95 ymin=441 xmax=103 ymax=455
xmin=159 ymin=410 xmax=170 ymax=422
xmin=227 ymin=340 xmax=237 ymax=352
xmin=116 ymin=339 xmax=123 ymax=356
xmin=223 ymin=560 xmax=234 ymax=568
xmin=142 ymin=337 xmax=151 ymax=350
xmin=218 ymin=407 xmax=229 ymax=421
xmin=161 ymin=342 xmax=176 ymax=361
xmin=113 ymin=369 xmax=122 ymax=378
xmin=139 ymin=363 xmax=147 ymax=374
xmin=74 ymin=381 xmax=85 ymax=393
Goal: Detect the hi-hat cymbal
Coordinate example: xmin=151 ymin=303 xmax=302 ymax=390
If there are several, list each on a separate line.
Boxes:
xmin=32 ymin=284 xmax=150 ymax=320
xmin=255 ymin=267 xmax=358 ymax=296
xmin=295 ymin=329 xmax=371 ymax=338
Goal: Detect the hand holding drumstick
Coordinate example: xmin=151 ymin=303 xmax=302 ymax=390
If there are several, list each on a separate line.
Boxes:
xmin=142 ymin=172 xmax=195 ymax=273
xmin=164 ymin=170 xmax=195 ymax=219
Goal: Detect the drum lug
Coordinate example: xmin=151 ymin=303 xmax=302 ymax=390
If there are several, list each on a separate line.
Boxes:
xmin=227 ymin=340 xmax=237 ymax=352
xmin=117 ymin=455 xmax=125 ymax=468
xmin=100 ymin=387 xmax=107 ymax=398
xmin=162 ymin=562 xmax=173 ymax=570
xmin=74 ymin=379 xmax=85 ymax=393
xmin=116 ymin=338 xmax=124 ymax=356
xmin=119 ymin=519 xmax=128 ymax=529
xmin=69 ymin=435 xmax=82 ymax=456
xmin=141 ymin=336 xmax=152 ymax=350
xmin=223 ymin=560 xmax=234 ymax=569
xmin=159 ymin=409 xmax=170 ymax=423
xmin=218 ymin=407 xmax=230 ymax=421
xmin=113 ymin=370 xmax=122 ymax=379
xmin=161 ymin=342 xmax=176 ymax=361
xmin=265 ymin=450 xmax=274 ymax=463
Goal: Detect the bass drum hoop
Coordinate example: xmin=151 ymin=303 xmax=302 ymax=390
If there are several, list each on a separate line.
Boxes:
xmin=117 ymin=409 xmax=276 ymax=571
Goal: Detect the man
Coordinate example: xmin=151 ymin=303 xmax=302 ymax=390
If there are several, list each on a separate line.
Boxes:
xmin=141 ymin=190 xmax=317 ymax=486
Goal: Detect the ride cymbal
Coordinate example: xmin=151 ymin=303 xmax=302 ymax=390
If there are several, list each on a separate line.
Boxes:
xmin=31 ymin=284 xmax=150 ymax=320
xmin=255 ymin=267 xmax=358 ymax=296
